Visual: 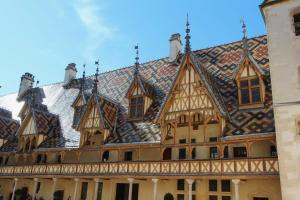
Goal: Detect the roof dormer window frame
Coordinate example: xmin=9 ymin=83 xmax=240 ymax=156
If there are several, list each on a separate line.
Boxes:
xmin=129 ymin=94 xmax=144 ymax=121
xmin=236 ymin=59 xmax=265 ymax=109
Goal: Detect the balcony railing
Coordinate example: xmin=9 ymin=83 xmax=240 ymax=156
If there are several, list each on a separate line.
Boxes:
xmin=0 ymin=157 xmax=279 ymax=177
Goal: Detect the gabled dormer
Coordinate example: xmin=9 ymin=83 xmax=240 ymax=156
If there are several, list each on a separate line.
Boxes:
xmin=126 ymin=45 xmax=154 ymax=121
xmin=77 ymin=67 xmax=118 ymax=148
xmin=235 ymin=21 xmax=265 ymax=109
xmin=17 ymin=87 xmax=60 ymax=152
xmin=157 ymin=18 xmax=228 ymax=143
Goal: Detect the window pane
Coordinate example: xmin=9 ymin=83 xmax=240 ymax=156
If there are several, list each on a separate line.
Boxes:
xmin=233 ymin=147 xmax=247 ymax=158
xmin=295 ymin=14 xmax=300 ymax=36
xmin=222 ymin=196 xmax=231 ymax=200
xmin=130 ymin=98 xmax=137 ymax=117
xmin=97 ymin=182 xmax=103 ymax=200
xmin=177 ymin=179 xmax=185 ymax=190
xmin=80 ymin=182 xmax=88 ymax=200
xmin=221 ymin=180 xmax=231 ymax=192
xmin=209 ymin=180 xmax=217 ymax=192
xmin=240 ymin=80 xmax=248 ymax=88
xmin=177 ymin=194 xmax=184 ymax=200
xmin=250 ymin=78 xmax=259 ymax=86
xmin=179 ymin=148 xmax=186 ymax=160
xmin=241 ymin=89 xmax=250 ymax=104
xmin=251 ymin=88 xmax=261 ymax=103
xmin=124 ymin=151 xmax=133 ymax=161
xmin=209 ymin=195 xmax=218 ymax=200
xmin=210 ymin=147 xmax=218 ymax=159
xmin=137 ymin=97 xmax=143 ymax=118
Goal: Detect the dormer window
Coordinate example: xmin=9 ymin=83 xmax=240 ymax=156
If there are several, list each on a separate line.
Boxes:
xmin=294 ymin=13 xmax=300 ymax=36
xmin=236 ymin=58 xmax=265 ymax=108
xmin=129 ymin=96 xmax=143 ymax=119
xmin=239 ymin=77 xmax=261 ymax=104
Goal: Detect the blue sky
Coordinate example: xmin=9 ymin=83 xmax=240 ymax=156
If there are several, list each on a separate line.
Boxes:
xmin=0 ymin=0 xmax=266 ymax=95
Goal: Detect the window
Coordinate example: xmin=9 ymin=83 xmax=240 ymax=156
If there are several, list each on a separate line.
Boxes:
xmin=36 ymin=154 xmax=47 ymax=164
xmin=192 ymin=148 xmax=196 ymax=159
xmin=179 ymin=148 xmax=186 ymax=160
xmin=80 ymin=182 xmax=88 ymax=200
xmin=222 ymin=196 xmax=231 ymax=200
xmin=270 ymin=145 xmax=277 ymax=157
xmin=221 ymin=180 xmax=231 ymax=192
xmin=163 ymin=148 xmax=172 ymax=160
xmin=102 ymin=151 xmax=109 ymax=162
xmin=97 ymin=182 xmax=103 ymax=200
xmin=130 ymin=96 xmax=143 ymax=119
xmin=294 ymin=13 xmax=300 ymax=36
xmin=179 ymin=139 xmax=186 ymax=144
xmin=296 ymin=119 xmax=300 ymax=135
xmin=209 ymin=180 xmax=217 ymax=192
xmin=192 ymin=182 xmax=196 ymax=191
xmin=191 ymin=138 xmax=196 ymax=143
xmin=210 ymin=147 xmax=218 ymax=159
xmin=164 ymin=193 xmax=174 ymax=200
xmin=253 ymin=198 xmax=268 ymax=200
xmin=209 ymin=137 xmax=218 ymax=142
xmin=57 ymin=154 xmax=62 ymax=163
xmin=233 ymin=147 xmax=247 ymax=158
xmin=209 ymin=195 xmax=218 ymax=200
xmin=176 ymin=194 xmax=184 ymax=200
xmin=124 ymin=151 xmax=133 ymax=161
xmin=224 ymin=146 xmax=229 ymax=158
xmin=177 ymin=179 xmax=185 ymax=190
xmin=178 ymin=115 xmax=188 ymax=127
xmin=239 ymin=78 xmax=261 ymax=104
xmin=192 ymin=195 xmax=196 ymax=200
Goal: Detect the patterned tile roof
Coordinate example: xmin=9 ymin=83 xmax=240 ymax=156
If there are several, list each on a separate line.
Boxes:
xmin=0 ymin=35 xmax=275 ymax=150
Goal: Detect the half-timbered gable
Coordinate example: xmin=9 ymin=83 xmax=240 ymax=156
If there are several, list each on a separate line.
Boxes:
xmin=158 ymin=53 xmax=227 ymax=144
xmin=77 ymin=93 xmax=118 ymax=147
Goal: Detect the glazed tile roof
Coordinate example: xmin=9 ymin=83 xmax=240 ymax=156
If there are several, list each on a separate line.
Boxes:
xmin=0 ymin=35 xmax=275 ymax=151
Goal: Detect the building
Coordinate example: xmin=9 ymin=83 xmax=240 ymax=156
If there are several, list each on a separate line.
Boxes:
xmin=260 ymin=0 xmax=300 ymax=200
xmin=2 ymin=0 xmax=299 ymax=199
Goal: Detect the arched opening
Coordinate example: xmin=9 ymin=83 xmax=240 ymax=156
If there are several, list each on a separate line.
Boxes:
xmin=164 ymin=193 xmax=174 ymax=200
xmin=163 ymin=148 xmax=172 ymax=160
xmin=165 ymin=123 xmax=174 ymax=140
xmin=102 ymin=151 xmax=110 ymax=162
xmin=250 ymin=141 xmax=276 ymax=157
xmin=177 ymin=114 xmax=188 ymax=127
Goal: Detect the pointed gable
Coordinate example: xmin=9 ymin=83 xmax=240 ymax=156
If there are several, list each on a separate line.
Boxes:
xmin=158 ymin=53 xmax=228 ymax=122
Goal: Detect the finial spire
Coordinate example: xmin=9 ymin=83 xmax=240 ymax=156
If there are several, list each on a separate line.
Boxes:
xmin=134 ymin=44 xmax=139 ymax=75
xmin=80 ymin=64 xmax=86 ymax=91
xmin=93 ymin=60 xmax=99 ymax=94
xmin=185 ymin=13 xmax=191 ymax=53
xmin=241 ymin=17 xmax=249 ymax=54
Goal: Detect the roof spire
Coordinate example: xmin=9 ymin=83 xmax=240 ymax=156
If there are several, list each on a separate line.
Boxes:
xmin=185 ymin=13 xmax=191 ymax=53
xmin=80 ymin=64 xmax=86 ymax=91
xmin=241 ymin=17 xmax=249 ymax=54
xmin=134 ymin=44 xmax=140 ymax=76
xmin=93 ymin=60 xmax=99 ymax=94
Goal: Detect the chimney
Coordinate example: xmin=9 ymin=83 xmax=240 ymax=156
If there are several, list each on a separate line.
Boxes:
xmin=18 ymin=72 xmax=34 ymax=97
xmin=64 ymin=63 xmax=77 ymax=85
xmin=169 ymin=33 xmax=182 ymax=62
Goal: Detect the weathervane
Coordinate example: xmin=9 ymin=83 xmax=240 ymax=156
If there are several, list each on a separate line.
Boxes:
xmin=185 ymin=13 xmax=191 ymax=53
xmin=93 ymin=59 xmax=100 ymax=94
xmin=241 ymin=17 xmax=249 ymax=54
xmin=134 ymin=44 xmax=140 ymax=75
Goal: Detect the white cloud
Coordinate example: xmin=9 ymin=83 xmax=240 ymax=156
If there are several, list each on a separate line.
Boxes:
xmin=73 ymin=0 xmax=114 ymax=60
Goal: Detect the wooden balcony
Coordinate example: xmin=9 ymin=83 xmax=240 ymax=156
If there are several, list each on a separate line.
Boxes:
xmin=0 ymin=157 xmax=279 ymax=178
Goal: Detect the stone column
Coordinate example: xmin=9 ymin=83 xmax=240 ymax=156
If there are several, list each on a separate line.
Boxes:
xmin=186 ymin=179 xmax=194 ymax=200
xmin=73 ymin=178 xmax=79 ymax=200
xmin=11 ymin=178 xmax=18 ymax=200
xmin=152 ymin=179 xmax=159 ymax=200
xmin=128 ymin=178 xmax=134 ymax=200
xmin=232 ymin=179 xmax=240 ymax=200
xmin=52 ymin=178 xmax=57 ymax=200
xmin=93 ymin=178 xmax=100 ymax=200
xmin=32 ymin=178 xmax=39 ymax=200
